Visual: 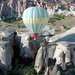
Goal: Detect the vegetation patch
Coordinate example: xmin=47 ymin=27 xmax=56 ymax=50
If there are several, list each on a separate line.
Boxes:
xmin=4 ymin=44 xmax=37 ymax=75
xmin=63 ymin=25 xmax=67 ymax=30
xmin=54 ymin=14 xmax=65 ymax=20
xmin=48 ymin=14 xmax=66 ymax=26
xmin=2 ymin=17 xmax=22 ymax=23
xmin=4 ymin=61 xmax=37 ymax=75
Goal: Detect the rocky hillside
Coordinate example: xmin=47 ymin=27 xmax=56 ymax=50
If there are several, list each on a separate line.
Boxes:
xmin=0 ymin=0 xmax=75 ymax=18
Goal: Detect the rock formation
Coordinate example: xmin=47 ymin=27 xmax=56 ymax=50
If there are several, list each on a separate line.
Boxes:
xmin=34 ymin=27 xmax=75 ymax=74
xmin=0 ymin=24 xmax=75 ymax=75
xmin=0 ymin=25 xmax=16 ymax=70
xmin=34 ymin=41 xmax=56 ymax=73
xmin=0 ymin=0 xmax=75 ymax=18
xmin=19 ymin=33 xmax=40 ymax=59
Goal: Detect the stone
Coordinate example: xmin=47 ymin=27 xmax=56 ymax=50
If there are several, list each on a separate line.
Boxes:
xmin=44 ymin=64 xmax=61 ymax=75
xmin=0 ymin=25 xmax=11 ymax=31
xmin=57 ymin=71 xmax=61 ymax=75
xmin=50 ymin=27 xmax=75 ymax=65
xmin=49 ymin=64 xmax=61 ymax=75
xmin=0 ymin=41 xmax=13 ymax=70
xmin=0 ymin=41 xmax=13 ymax=71
xmin=61 ymin=61 xmax=66 ymax=71
xmin=35 ymin=27 xmax=75 ymax=74
xmin=57 ymin=9 xmax=63 ymax=14
xmin=65 ymin=69 xmax=75 ymax=75
xmin=34 ymin=46 xmax=44 ymax=73
xmin=44 ymin=67 xmax=49 ymax=75
xmin=0 ymin=25 xmax=16 ymax=71
xmin=40 ymin=39 xmax=48 ymax=46
xmin=65 ymin=50 xmax=71 ymax=63
xmin=59 ymin=51 xmax=64 ymax=58
xmin=2 ymin=30 xmax=16 ymax=47
xmin=34 ymin=42 xmax=56 ymax=73
xmin=50 ymin=64 xmax=58 ymax=74
xmin=53 ymin=44 xmax=68 ymax=64
xmin=19 ymin=32 xmax=40 ymax=59
xmin=0 ymin=0 xmax=47 ymax=18
xmin=49 ymin=27 xmax=75 ymax=42
xmin=3 ymin=16 xmax=5 ymax=19
xmin=58 ymin=51 xmax=66 ymax=71
xmin=39 ymin=25 xmax=56 ymax=36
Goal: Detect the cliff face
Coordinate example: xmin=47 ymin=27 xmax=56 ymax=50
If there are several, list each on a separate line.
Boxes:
xmin=0 ymin=0 xmax=75 ymax=18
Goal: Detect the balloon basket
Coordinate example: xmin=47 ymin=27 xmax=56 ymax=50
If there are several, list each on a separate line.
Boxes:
xmin=34 ymin=37 xmax=37 ymax=40
xmin=32 ymin=33 xmax=39 ymax=40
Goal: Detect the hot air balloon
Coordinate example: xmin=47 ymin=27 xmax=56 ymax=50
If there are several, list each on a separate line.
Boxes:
xmin=22 ymin=7 xmax=49 ymax=37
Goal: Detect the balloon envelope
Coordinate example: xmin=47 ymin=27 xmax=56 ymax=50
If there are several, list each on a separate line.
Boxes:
xmin=22 ymin=7 xmax=49 ymax=37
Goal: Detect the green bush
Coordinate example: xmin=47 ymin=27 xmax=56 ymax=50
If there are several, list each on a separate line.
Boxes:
xmin=4 ymin=67 xmax=37 ymax=75
xmin=12 ymin=17 xmax=16 ymax=21
xmin=63 ymin=25 xmax=67 ymax=30
xmin=4 ymin=61 xmax=37 ymax=75
xmin=48 ymin=14 xmax=66 ymax=26
xmin=54 ymin=14 xmax=65 ymax=20
xmin=48 ymin=18 xmax=56 ymax=25
xmin=2 ymin=17 xmax=22 ymax=23
xmin=4 ymin=70 xmax=11 ymax=75
xmin=17 ymin=67 xmax=36 ymax=75
xmin=31 ymin=62 xmax=35 ymax=67
xmin=69 ymin=14 xmax=73 ymax=16
xmin=56 ymin=29 xmax=60 ymax=33
xmin=3 ymin=18 xmax=8 ymax=22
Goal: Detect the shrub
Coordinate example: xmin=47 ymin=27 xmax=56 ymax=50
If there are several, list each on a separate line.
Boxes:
xmin=54 ymin=14 xmax=65 ymax=20
xmin=2 ymin=17 xmax=22 ymax=23
xmin=56 ymin=29 xmax=60 ymax=33
xmin=69 ymin=14 xmax=73 ymax=16
xmin=12 ymin=17 xmax=16 ymax=21
xmin=3 ymin=18 xmax=8 ymax=22
xmin=4 ymin=70 xmax=11 ymax=75
xmin=23 ymin=67 xmax=37 ymax=75
xmin=63 ymin=25 xmax=67 ymax=30
xmin=48 ymin=14 xmax=66 ymax=26
xmin=31 ymin=62 xmax=35 ymax=67
xmin=48 ymin=18 xmax=56 ymax=25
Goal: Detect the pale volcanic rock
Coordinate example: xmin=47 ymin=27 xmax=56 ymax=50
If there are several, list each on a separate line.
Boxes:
xmin=0 ymin=25 xmax=16 ymax=70
xmin=17 ymin=32 xmax=40 ymax=59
